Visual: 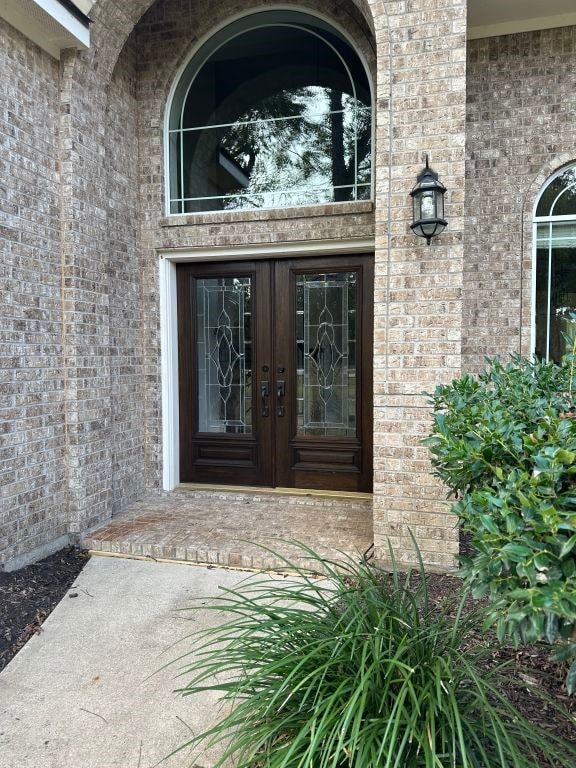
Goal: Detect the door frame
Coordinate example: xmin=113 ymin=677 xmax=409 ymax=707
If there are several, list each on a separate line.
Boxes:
xmin=159 ymin=237 xmax=376 ymax=491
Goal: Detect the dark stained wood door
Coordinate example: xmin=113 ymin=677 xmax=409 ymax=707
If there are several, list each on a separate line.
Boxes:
xmin=177 ymin=260 xmax=273 ymax=486
xmin=274 ymin=256 xmax=373 ymax=492
xmin=177 ymin=255 xmax=373 ymax=492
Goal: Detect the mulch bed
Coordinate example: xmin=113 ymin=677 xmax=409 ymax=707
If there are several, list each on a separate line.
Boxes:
xmin=457 ymin=533 xmax=575 ymax=745
xmin=425 ymin=570 xmax=576 ymax=755
xmin=0 ymin=547 xmax=90 ymax=672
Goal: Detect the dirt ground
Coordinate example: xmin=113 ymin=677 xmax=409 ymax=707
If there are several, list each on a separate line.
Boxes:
xmin=0 ymin=545 xmax=574 ymax=755
xmin=0 ymin=547 xmax=89 ymax=673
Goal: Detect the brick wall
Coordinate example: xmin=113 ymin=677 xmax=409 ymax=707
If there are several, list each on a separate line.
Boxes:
xmin=132 ymin=0 xmax=467 ymax=570
xmin=465 ymin=27 xmax=576 ymax=371
xmin=106 ymin=36 xmax=146 ymax=513
xmin=0 ymin=19 xmax=68 ymax=564
xmin=371 ymin=0 xmax=467 ymax=569
xmin=1 ymin=0 xmax=471 ymax=570
xmin=7 ymin=2 xmax=575 ymax=573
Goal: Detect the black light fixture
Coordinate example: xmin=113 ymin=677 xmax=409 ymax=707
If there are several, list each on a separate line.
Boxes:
xmin=410 ymin=156 xmax=447 ymax=245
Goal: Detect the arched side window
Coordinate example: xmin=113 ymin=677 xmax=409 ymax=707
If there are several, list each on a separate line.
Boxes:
xmin=167 ymin=11 xmax=373 ymax=214
xmin=534 ymin=164 xmax=576 ymax=361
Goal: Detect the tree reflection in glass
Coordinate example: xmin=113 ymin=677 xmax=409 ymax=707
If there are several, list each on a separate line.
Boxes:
xmin=169 ymin=16 xmax=372 ymax=213
xmin=219 ymin=87 xmax=371 ymax=209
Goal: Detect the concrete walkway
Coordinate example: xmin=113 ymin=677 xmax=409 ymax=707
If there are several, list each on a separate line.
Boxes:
xmin=0 ymin=556 xmax=266 ymax=768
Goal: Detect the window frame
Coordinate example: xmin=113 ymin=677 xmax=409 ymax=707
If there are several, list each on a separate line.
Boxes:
xmin=532 ymin=162 xmax=576 ymax=360
xmin=163 ymin=9 xmax=375 ymax=218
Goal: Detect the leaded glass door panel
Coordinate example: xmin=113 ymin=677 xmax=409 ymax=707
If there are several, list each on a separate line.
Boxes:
xmin=274 ymin=257 xmax=373 ymax=491
xmin=177 ymin=255 xmax=372 ymax=491
xmin=177 ymin=261 xmax=273 ymax=486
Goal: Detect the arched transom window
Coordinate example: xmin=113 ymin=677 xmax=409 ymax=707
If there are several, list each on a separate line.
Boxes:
xmin=167 ymin=11 xmax=372 ymax=214
xmin=534 ymin=165 xmax=576 ymax=361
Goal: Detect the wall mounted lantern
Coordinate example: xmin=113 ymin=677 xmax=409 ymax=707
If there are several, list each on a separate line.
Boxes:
xmin=410 ymin=156 xmax=447 ymax=245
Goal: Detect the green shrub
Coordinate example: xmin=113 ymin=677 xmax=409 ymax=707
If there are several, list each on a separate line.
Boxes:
xmin=425 ymin=356 xmax=575 ymax=497
xmin=425 ymin=354 xmax=576 ymax=692
xmin=174 ymin=545 xmax=576 ymax=768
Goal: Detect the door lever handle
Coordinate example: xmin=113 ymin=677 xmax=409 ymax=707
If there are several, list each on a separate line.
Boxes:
xmin=276 ymin=380 xmax=285 ymax=416
xmin=260 ymin=381 xmax=270 ymax=417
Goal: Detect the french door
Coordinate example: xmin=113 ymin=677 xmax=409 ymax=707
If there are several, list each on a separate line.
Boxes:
xmin=177 ymin=255 xmax=373 ymax=492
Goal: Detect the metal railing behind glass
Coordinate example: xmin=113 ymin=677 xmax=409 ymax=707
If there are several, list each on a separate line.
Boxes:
xmin=169 ymin=105 xmax=372 ymax=214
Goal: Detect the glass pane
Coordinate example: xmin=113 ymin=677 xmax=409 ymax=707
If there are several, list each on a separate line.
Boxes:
xmin=296 ymin=272 xmax=357 ymax=437
xmin=169 ymin=20 xmax=372 ymax=214
xmin=168 ymin=132 xmax=182 ymax=214
xmin=535 ymin=223 xmax=576 ymax=361
xmin=535 ymin=226 xmax=549 ymax=360
xmin=177 ymin=102 xmax=371 ymax=212
xmin=536 ymin=220 xmax=576 ymax=248
xmin=181 ymin=26 xmax=370 ymax=129
xmin=552 ymin=187 xmax=576 ymax=217
xmin=550 ymin=238 xmax=576 ymax=361
xmin=536 ymin=166 xmax=576 ymax=216
xmin=196 ymin=277 xmax=252 ymax=434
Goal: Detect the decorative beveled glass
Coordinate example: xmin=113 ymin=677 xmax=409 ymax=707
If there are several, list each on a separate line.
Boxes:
xmin=196 ymin=277 xmax=252 ymax=433
xmin=295 ymin=271 xmax=357 ymax=437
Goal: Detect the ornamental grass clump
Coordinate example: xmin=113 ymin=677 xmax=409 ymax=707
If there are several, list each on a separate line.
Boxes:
xmin=174 ymin=545 xmax=576 ymax=768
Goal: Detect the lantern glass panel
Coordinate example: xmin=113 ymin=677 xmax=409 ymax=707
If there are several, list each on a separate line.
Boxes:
xmin=420 ymin=190 xmax=436 ymax=220
xmin=436 ymin=191 xmax=444 ymax=219
xmin=420 ymin=220 xmax=438 ymax=237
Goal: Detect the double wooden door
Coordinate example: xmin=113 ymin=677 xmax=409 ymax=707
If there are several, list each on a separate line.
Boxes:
xmin=177 ymin=255 xmax=373 ymax=492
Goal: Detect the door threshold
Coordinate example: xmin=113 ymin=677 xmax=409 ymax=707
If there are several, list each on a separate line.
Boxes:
xmin=176 ymin=483 xmax=372 ymax=500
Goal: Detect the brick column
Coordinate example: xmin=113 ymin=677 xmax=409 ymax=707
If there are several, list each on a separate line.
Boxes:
xmin=371 ymin=0 xmax=467 ymax=569
xmin=58 ymin=1 xmax=142 ymax=534
xmin=59 ymin=50 xmax=113 ymax=534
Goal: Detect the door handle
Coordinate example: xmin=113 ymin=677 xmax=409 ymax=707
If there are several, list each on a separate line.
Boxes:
xmin=276 ymin=380 xmax=285 ymax=417
xmin=260 ymin=381 xmax=270 ymax=417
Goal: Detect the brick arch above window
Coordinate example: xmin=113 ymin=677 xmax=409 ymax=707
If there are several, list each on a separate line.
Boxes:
xmin=85 ymin=0 xmax=378 ymax=85
xmin=523 ymin=155 xmax=576 ymax=222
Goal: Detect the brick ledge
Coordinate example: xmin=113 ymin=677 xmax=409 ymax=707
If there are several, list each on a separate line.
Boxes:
xmin=160 ymin=200 xmax=374 ymax=227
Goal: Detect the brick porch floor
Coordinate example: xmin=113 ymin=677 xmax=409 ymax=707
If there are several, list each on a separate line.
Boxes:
xmin=81 ymin=487 xmax=373 ymax=572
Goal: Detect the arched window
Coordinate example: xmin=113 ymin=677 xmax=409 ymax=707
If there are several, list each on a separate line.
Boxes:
xmin=534 ymin=164 xmax=576 ymax=361
xmin=167 ymin=11 xmax=372 ymax=214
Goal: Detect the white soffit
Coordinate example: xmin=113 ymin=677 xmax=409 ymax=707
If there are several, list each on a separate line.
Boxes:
xmin=0 ymin=0 xmax=90 ymax=59
xmin=469 ymin=0 xmax=576 ymax=40
xmin=71 ymin=1 xmax=93 ymax=13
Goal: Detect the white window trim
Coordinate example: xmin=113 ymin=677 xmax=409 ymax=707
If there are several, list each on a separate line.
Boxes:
xmin=159 ymin=237 xmax=375 ymax=490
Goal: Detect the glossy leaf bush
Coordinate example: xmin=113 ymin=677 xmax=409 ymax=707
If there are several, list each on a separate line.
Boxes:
xmin=426 ymin=355 xmax=576 ymax=692
xmin=174 ymin=545 xmax=576 ymax=767
xmin=425 ymin=356 xmax=575 ymax=497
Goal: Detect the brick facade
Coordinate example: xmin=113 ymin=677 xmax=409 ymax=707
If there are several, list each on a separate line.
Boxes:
xmin=465 ymin=27 xmax=576 ymax=371
xmin=0 ymin=19 xmax=68 ymax=564
xmin=3 ymin=0 xmax=570 ymax=572
xmin=106 ymin=36 xmax=146 ymax=514
xmin=371 ymin=0 xmax=466 ymax=568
